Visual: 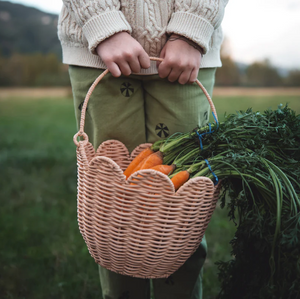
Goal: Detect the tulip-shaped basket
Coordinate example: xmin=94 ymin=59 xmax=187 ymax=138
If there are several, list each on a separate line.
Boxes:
xmin=73 ymin=57 xmax=221 ymax=279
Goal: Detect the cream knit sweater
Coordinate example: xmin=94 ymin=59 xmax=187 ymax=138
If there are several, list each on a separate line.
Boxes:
xmin=58 ymin=0 xmax=228 ymax=74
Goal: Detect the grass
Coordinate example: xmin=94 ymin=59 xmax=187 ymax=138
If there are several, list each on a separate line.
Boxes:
xmin=1 ymin=93 xmax=299 ymax=298
xmin=0 ymin=98 xmax=102 ymax=298
xmin=211 ymin=95 xmax=300 ymax=122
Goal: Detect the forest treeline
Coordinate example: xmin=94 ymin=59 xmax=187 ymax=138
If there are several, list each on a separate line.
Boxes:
xmin=0 ymin=52 xmax=70 ymax=87
xmin=216 ymin=55 xmax=300 ymax=87
xmin=0 ymin=51 xmax=299 ymax=87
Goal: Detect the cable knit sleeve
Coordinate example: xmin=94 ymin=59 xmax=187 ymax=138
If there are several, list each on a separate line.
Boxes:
xmin=167 ymin=0 xmax=229 ymax=54
xmin=62 ymin=0 xmax=132 ymax=53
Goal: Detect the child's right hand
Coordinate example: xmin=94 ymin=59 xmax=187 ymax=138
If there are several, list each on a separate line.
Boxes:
xmin=96 ymin=32 xmax=150 ymax=77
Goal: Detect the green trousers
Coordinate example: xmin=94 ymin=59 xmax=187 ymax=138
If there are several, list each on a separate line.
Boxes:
xmin=69 ymin=66 xmax=216 ymax=299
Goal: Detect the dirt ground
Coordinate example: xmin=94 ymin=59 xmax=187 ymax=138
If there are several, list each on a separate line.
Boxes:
xmin=213 ymin=87 xmax=300 ymax=96
xmin=1 ymin=87 xmax=300 ymax=99
xmin=0 ymin=87 xmax=73 ymax=99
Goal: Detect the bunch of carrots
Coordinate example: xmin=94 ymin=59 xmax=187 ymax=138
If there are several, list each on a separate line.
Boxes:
xmin=120 ymin=105 xmax=300 ymax=298
xmin=124 ymin=105 xmax=300 ymax=194
xmin=123 ymin=148 xmax=189 ymax=190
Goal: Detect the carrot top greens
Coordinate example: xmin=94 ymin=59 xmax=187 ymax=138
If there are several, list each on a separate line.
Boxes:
xmin=152 ymin=104 xmax=300 ymax=299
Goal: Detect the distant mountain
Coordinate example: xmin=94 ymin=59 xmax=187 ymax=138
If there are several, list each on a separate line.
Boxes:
xmin=0 ymin=1 xmax=61 ymax=57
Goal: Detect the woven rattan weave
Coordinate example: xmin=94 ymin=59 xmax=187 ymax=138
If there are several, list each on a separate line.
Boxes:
xmin=73 ymin=57 xmax=221 ymax=278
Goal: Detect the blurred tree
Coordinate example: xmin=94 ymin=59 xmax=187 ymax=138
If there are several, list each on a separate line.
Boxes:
xmin=215 ymin=38 xmax=241 ymax=86
xmin=245 ymin=59 xmax=283 ymax=87
xmin=0 ymin=52 xmax=70 ymax=87
xmin=215 ymin=56 xmax=241 ymax=86
xmin=0 ymin=1 xmax=69 ymax=87
xmin=285 ymin=70 xmax=300 ymax=87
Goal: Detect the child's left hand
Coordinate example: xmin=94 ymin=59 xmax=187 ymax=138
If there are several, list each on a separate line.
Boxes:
xmin=157 ymin=34 xmax=203 ymax=85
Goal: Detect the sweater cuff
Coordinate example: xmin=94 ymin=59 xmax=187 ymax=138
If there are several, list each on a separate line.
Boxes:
xmin=167 ymin=12 xmax=214 ymax=54
xmin=82 ymin=10 xmax=132 ymax=55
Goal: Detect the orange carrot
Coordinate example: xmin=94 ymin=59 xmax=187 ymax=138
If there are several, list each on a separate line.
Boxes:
xmin=131 ymin=159 xmax=146 ymax=175
xmin=124 ymin=147 xmax=154 ymax=179
xmin=129 ymin=152 xmax=163 ymax=185
xmin=171 ymin=170 xmax=190 ymax=190
xmin=138 ymin=151 xmax=164 ymax=171
xmin=150 ymin=164 xmax=176 ymax=176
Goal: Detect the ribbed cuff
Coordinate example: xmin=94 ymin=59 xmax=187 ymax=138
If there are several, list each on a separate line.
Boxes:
xmin=82 ymin=10 xmax=132 ymax=54
xmin=167 ymin=12 xmax=214 ymax=54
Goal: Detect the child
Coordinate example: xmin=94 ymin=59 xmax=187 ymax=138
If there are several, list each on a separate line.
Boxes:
xmin=58 ymin=1 xmax=228 ymax=298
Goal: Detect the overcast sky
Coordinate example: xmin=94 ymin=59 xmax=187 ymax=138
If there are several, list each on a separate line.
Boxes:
xmin=5 ymin=0 xmax=300 ymax=69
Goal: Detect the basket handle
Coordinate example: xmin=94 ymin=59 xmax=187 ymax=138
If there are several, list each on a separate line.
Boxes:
xmin=73 ymin=57 xmax=218 ymax=146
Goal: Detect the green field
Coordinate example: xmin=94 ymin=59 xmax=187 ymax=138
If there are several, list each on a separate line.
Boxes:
xmin=1 ymin=93 xmax=299 ymax=299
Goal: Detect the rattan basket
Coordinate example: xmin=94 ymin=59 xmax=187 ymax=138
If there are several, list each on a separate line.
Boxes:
xmin=73 ymin=57 xmax=221 ymax=279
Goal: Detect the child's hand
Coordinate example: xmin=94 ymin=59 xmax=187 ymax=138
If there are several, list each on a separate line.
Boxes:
xmin=157 ymin=35 xmax=203 ymax=85
xmin=96 ymin=32 xmax=151 ymax=77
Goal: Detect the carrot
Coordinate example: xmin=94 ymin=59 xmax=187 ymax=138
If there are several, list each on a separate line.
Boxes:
xmin=124 ymin=147 xmax=154 ymax=179
xmin=131 ymin=159 xmax=146 ymax=175
xmin=138 ymin=151 xmax=164 ymax=171
xmin=129 ymin=151 xmax=163 ymax=185
xmin=150 ymin=164 xmax=176 ymax=176
xmin=130 ymin=151 xmax=164 ymax=178
xmin=171 ymin=170 xmax=190 ymax=190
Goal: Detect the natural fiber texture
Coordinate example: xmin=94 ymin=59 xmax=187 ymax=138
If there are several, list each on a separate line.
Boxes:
xmin=76 ymin=140 xmax=220 ymax=278
xmin=73 ymin=58 xmax=220 ymax=278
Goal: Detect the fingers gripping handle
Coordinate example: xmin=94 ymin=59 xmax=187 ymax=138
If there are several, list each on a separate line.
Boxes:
xmin=73 ymin=57 xmax=218 ymax=147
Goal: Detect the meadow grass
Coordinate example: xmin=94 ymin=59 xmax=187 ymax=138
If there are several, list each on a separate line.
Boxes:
xmin=211 ymin=95 xmax=300 ymax=122
xmin=1 ymin=93 xmax=299 ymax=298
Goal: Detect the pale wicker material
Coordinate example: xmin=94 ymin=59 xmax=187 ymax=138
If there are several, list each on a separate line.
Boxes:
xmin=73 ymin=57 xmax=221 ymax=278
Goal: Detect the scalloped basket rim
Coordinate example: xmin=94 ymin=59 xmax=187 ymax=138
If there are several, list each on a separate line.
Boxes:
xmin=80 ymin=140 xmax=217 ymax=194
